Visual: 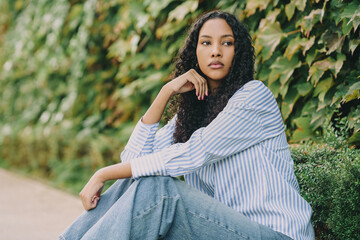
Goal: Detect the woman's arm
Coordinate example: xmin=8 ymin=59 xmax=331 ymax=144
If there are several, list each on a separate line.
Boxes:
xmin=143 ymin=69 xmax=208 ymax=124
xmin=120 ymin=69 xmax=207 ymax=163
xmin=130 ymin=81 xmax=285 ymax=179
xmin=80 ymin=69 xmax=207 ymax=210
xmin=79 ymin=162 xmax=132 ymax=211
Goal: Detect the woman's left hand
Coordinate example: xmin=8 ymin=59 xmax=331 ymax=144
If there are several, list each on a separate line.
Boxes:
xmin=79 ymin=171 xmax=105 ymax=211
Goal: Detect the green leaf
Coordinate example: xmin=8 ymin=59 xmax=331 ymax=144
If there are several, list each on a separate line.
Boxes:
xmin=320 ymin=30 xmax=345 ymax=55
xmin=305 ymin=48 xmax=316 ymax=66
xmin=348 ymin=105 xmax=360 ymax=132
xmin=268 ymin=79 xmax=281 ymax=98
xmin=348 ymin=131 xmax=360 ymax=145
xmin=309 ymin=108 xmax=328 ymax=129
xmin=281 ymin=84 xmax=300 ymax=120
xmin=257 ymin=22 xmax=286 ymax=61
xmin=284 ymin=36 xmax=315 ymax=60
xmin=291 ymin=117 xmax=312 ymax=142
xmin=339 ymin=1 xmax=360 ymax=31
xmin=168 ymin=1 xmax=198 ymax=22
xmin=296 ymin=82 xmax=313 ymax=96
xmin=294 ymin=0 xmax=306 ymax=11
xmin=264 ymin=8 xmax=281 ymax=24
xmin=145 ymin=0 xmax=174 ymax=18
xmin=349 ymin=39 xmax=360 ymax=55
xmin=342 ymin=17 xmax=353 ymax=35
xmin=285 ymin=3 xmax=295 ymax=21
xmin=299 ymin=9 xmax=324 ymax=36
xmin=269 ymin=55 xmax=301 ymax=86
xmin=307 ymin=55 xmax=345 ymax=85
xmin=245 ymin=0 xmax=270 ymax=17
xmin=314 ymin=77 xmax=334 ymax=102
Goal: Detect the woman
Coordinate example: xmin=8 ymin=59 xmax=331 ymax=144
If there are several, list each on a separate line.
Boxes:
xmin=60 ymin=11 xmax=314 ymax=240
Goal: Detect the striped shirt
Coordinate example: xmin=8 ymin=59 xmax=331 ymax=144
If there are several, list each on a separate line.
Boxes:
xmin=121 ymin=80 xmax=315 ymax=240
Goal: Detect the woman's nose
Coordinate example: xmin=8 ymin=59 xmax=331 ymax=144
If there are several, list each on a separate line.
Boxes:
xmin=211 ymin=44 xmax=222 ymax=57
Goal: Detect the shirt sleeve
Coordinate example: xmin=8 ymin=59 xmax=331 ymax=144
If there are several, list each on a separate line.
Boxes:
xmin=130 ymin=80 xmax=285 ymax=179
xmin=120 ymin=116 xmax=176 ymax=163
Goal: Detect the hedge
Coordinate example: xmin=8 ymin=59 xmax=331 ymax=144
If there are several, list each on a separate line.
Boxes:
xmin=292 ymin=125 xmax=360 ymax=240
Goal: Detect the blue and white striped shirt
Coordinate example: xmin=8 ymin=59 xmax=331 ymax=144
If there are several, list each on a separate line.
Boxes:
xmin=121 ymin=80 xmax=314 ymax=240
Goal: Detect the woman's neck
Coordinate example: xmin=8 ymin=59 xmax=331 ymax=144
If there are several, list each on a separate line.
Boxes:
xmin=208 ymin=79 xmax=221 ymax=93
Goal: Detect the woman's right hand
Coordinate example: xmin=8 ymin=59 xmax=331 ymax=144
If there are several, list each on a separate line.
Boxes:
xmin=165 ymin=69 xmax=208 ymax=100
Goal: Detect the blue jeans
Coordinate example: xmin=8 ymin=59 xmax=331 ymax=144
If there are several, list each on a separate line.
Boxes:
xmin=60 ymin=176 xmax=291 ymax=240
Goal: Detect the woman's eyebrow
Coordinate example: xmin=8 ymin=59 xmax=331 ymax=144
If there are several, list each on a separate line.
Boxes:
xmin=199 ymin=34 xmax=234 ymax=38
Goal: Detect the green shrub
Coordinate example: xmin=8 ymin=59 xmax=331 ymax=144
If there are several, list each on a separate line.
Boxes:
xmin=292 ymin=126 xmax=360 ymax=239
xmin=0 ymin=125 xmax=124 ymax=194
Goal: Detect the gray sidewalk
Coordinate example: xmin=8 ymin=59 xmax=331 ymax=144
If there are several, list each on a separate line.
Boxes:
xmin=0 ymin=168 xmax=84 ymax=240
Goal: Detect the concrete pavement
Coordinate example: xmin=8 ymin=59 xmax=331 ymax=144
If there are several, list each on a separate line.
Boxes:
xmin=0 ymin=168 xmax=84 ymax=240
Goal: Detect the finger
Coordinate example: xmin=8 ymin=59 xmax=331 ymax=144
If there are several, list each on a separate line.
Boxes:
xmin=193 ymin=72 xmax=204 ymax=100
xmin=189 ymin=75 xmax=200 ymax=99
xmin=90 ymin=196 xmax=99 ymax=210
xmin=200 ymin=75 xmax=206 ymax=99
xmin=199 ymin=74 xmax=208 ymax=97
xmin=194 ymin=72 xmax=205 ymax=100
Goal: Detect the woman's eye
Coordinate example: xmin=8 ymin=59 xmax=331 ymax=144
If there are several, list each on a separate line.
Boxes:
xmin=223 ymin=41 xmax=233 ymax=46
xmin=201 ymin=41 xmax=210 ymax=46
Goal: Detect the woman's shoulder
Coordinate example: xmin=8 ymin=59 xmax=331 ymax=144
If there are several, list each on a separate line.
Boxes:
xmin=230 ymin=80 xmax=273 ymax=104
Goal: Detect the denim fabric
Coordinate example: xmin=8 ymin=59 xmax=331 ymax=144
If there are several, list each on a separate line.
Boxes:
xmin=60 ymin=177 xmax=292 ymax=240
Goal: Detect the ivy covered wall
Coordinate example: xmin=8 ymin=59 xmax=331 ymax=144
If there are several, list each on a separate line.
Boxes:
xmin=1 ymin=0 xmax=359 ymax=144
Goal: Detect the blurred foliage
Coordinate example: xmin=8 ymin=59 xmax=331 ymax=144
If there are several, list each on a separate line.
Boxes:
xmin=292 ymin=123 xmax=360 ymax=239
xmin=0 ymin=0 xmax=359 ymax=147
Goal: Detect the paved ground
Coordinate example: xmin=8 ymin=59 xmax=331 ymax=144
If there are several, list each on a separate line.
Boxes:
xmin=0 ymin=168 xmax=84 ymax=240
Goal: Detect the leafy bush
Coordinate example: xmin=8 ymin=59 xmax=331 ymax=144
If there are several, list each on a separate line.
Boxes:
xmin=0 ymin=125 xmax=123 ymax=193
xmin=292 ymin=126 xmax=360 ymax=239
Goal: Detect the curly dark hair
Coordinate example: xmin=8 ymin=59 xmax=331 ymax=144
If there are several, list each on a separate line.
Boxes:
xmin=170 ymin=10 xmax=255 ymax=143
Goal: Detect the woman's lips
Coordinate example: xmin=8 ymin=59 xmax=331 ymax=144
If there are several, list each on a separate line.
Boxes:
xmin=209 ymin=61 xmax=224 ymax=69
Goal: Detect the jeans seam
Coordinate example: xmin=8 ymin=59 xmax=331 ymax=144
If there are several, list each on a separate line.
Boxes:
xmin=132 ymin=195 xmax=180 ymax=219
xmin=187 ymin=210 xmax=250 ymax=239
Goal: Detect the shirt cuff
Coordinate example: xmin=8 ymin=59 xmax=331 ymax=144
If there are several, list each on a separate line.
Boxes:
xmin=130 ymin=152 xmax=167 ymax=179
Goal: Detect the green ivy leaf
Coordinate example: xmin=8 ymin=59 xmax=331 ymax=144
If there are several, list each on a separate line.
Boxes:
xmin=285 ymin=2 xmax=295 ymax=21
xmin=284 ymin=36 xmax=315 ymax=60
xmin=339 ymin=1 xmax=360 ymax=32
xmin=268 ymin=79 xmax=281 ymax=99
xmin=314 ymin=77 xmax=334 ymax=102
xmin=145 ymin=0 xmax=174 ymax=18
xmin=349 ymin=39 xmax=360 ymax=55
xmin=168 ymin=0 xmax=198 ymax=22
xmin=291 ymin=116 xmax=312 ymax=142
xmin=294 ymin=0 xmax=306 ymax=11
xmin=299 ymin=9 xmax=324 ymax=36
xmin=307 ymin=54 xmax=345 ymax=86
xmin=342 ymin=17 xmax=354 ymax=35
xmin=281 ymin=84 xmax=300 ymax=120
xmin=320 ymin=30 xmax=345 ymax=55
xmin=349 ymin=131 xmax=360 ymax=145
xmin=348 ymin=105 xmax=360 ymax=132
xmin=310 ymin=108 xmax=328 ymax=130
xmin=245 ymin=0 xmax=270 ymax=17
xmin=269 ymin=55 xmax=301 ymax=86
xmin=296 ymin=82 xmax=313 ymax=97
xmin=256 ymin=21 xmax=286 ymax=61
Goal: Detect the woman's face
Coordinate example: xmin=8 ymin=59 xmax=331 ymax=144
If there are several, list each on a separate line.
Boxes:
xmin=196 ymin=18 xmax=235 ymax=89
